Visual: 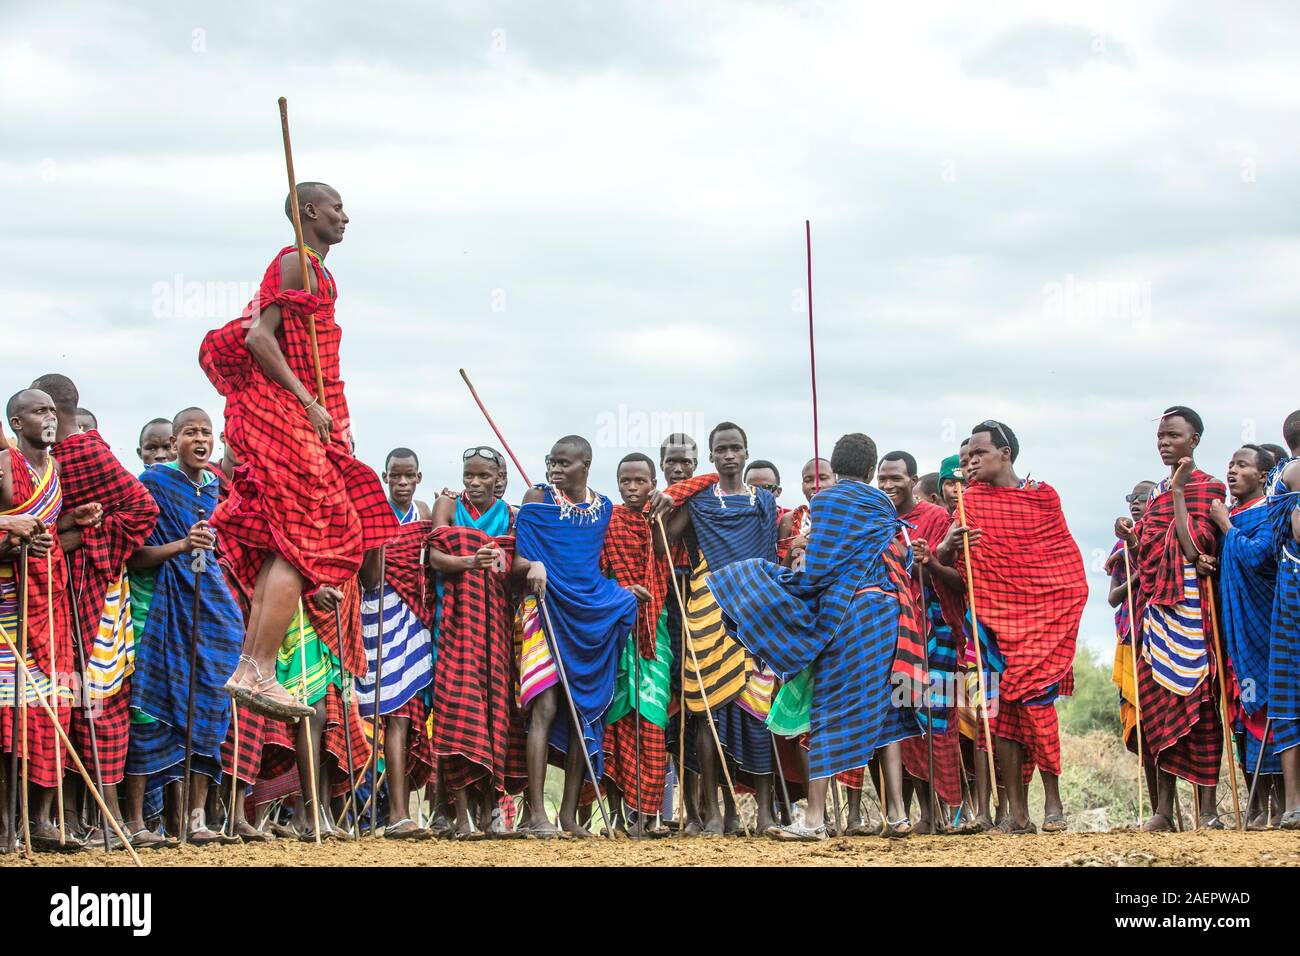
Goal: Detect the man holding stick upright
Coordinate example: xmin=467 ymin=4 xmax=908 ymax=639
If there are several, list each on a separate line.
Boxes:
xmin=200 ymin=180 xmax=397 ymax=720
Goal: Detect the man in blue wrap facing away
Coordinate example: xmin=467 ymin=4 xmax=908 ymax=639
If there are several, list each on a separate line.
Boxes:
xmin=706 ymin=432 xmax=921 ymax=841
xmin=512 ymin=435 xmax=638 ymax=838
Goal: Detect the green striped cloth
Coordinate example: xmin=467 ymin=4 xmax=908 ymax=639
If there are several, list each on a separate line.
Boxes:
xmin=606 ymin=607 xmax=673 ymax=730
xmin=766 ymin=667 xmax=814 ymax=737
xmin=276 ymin=604 xmax=341 ymax=707
xmin=127 ymin=569 xmax=158 ymax=726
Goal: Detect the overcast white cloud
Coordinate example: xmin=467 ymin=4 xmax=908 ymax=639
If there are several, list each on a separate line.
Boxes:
xmin=2 ymin=0 xmax=1298 ymax=654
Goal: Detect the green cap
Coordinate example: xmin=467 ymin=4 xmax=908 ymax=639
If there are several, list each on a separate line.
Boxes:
xmin=939 ymin=454 xmax=964 ymax=484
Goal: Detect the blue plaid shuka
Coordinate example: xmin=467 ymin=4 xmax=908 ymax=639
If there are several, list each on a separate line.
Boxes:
xmin=707 ymin=480 xmax=920 ymax=779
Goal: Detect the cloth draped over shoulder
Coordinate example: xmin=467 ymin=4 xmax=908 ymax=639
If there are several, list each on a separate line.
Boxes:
xmin=515 ymin=486 xmax=637 ymax=777
xmin=1266 ymin=460 xmax=1300 ymax=755
xmin=198 ymin=246 xmax=398 ymax=594
xmin=1219 ymin=499 xmax=1274 ymax=717
xmin=128 ymin=464 xmax=242 ymax=774
xmin=960 ymin=481 xmax=1087 ymax=703
xmin=601 ymin=503 xmax=670 ymax=659
xmin=707 ymin=480 xmax=919 ymax=778
xmin=52 ymin=430 xmax=158 ymax=699
xmin=430 ymin=496 xmax=526 ymax=793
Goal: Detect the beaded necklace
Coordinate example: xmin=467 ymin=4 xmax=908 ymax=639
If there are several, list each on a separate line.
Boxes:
xmin=712 ymin=480 xmax=756 ymax=509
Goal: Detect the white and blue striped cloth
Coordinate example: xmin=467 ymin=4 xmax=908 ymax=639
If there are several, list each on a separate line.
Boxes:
xmin=355 ymin=584 xmax=433 ymax=718
xmin=1142 ymin=562 xmax=1209 ymax=696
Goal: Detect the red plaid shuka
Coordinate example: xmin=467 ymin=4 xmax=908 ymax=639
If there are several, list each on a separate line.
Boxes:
xmin=198 ymin=247 xmax=398 ymax=595
xmin=601 ymin=504 xmax=669 ymax=659
xmin=960 ymin=481 xmax=1087 ymax=703
xmin=384 ymin=519 xmax=436 ymax=630
xmin=428 ymin=524 xmax=527 ymax=794
xmin=1 ymin=449 xmax=74 ymax=788
xmin=1130 ymin=471 xmax=1226 ymax=784
xmin=52 ymin=430 xmax=158 ymax=785
xmin=778 ymin=504 xmax=810 ymax=564
xmin=304 ymin=576 xmax=367 ymax=680
xmin=258 ymin=681 xmax=373 ymax=798
xmin=221 ymin=701 xmax=268 ymax=787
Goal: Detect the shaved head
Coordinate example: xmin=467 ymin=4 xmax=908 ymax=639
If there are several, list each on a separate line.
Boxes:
xmin=172 ymin=406 xmax=212 ymax=433
xmin=7 ymin=388 xmax=49 ymax=421
xmin=285 ymin=182 xmax=339 ymax=221
xmin=30 ymin=373 xmax=78 ymax=412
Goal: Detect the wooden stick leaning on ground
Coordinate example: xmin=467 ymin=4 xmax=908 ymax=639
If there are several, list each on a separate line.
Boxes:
xmin=918 ymin=558 xmax=938 ymax=830
xmin=536 ymin=593 xmax=615 ymax=838
xmin=179 ymin=512 xmax=205 ymax=844
xmin=18 ymin=544 xmax=31 ymax=857
xmin=1201 ymin=581 xmax=1244 ymax=830
xmin=654 ymin=514 xmax=750 ymax=837
xmin=277 ymin=96 xmax=326 ymax=409
xmin=226 ymin=701 xmax=241 ymax=838
xmin=1245 ymin=716 xmax=1272 ymax=826
xmin=0 ymin=618 xmax=141 ymax=865
xmin=66 ymin=576 xmax=110 ymax=850
xmin=47 ymin=551 xmax=65 ymax=845
xmin=954 ymin=484 xmax=1000 ymax=813
xmin=1121 ymin=545 xmax=1147 ymax=827
xmin=296 ymin=599 xmax=322 ymax=845
xmin=335 ymin=601 xmax=359 ymax=838
xmin=369 ymin=546 xmax=386 ymax=836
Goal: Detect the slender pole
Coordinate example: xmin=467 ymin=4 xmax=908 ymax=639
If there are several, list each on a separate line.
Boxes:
xmin=226 ymin=701 xmax=241 ymax=838
xmin=805 ymin=220 xmax=820 ymax=493
xmin=536 ymin=594 xmax=614 ymax=837
xmin=1121 ymin=545 xmax=1147 ymax=826
xmin=918 ymin=560 xmax=937 ymax=830
xmin=180 ymin=510 xmax=205 ymax=844
xmin=296 ymin=600 xmax=322 ymax=844
xmin=369 ymin=546 xmax=386 ymax=836
xmin=770 ymin=735 xmax=793 ymax=824
xmin=277 ymin=97 xmax=326 ymax=407
xmin=457 ymin=369 xmax=531 ymax=486
xmin=676 ymin=570 xmax=687 ymax=831
xmin=633 ymin=635 xmax=643 ymax=838
xmin=47 ymin=551 xmax=65 ymax=845
xmin=1201 ymin=580 xmax=1243 ymax=830
xmin=18 ymin=544 xmax=31 ymax=857
xmin=66 ymin=575 xmax=110 ymax=851
xmin=654 ymin=515 xmax=750 ymax=836
xmin=829 ymin=774 xmax=844 ymax=834
xmin=335 ymin=601 xmax=358 ymax=838
xmin=1245 ymin=717 xmax=1272 ymax=825
xmin=0 ymin=620 xmax=142 ymax=865
xmin=954 ymin=484 xmax=1000 ymax=810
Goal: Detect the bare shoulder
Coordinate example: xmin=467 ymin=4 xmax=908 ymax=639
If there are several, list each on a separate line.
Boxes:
xmin=522 ymin=487 xmax=545 ymax=505
xmin=415 ymin=499 xmax=433 ymax=521
xmin=278 ymin=250 xmax=319 ymax=295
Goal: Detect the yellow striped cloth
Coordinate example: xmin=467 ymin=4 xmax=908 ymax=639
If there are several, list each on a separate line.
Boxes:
xmin=682 ymin=554 xmax=773 ymax=718
xmin=85 ymin=571 xmax=134 ymax=700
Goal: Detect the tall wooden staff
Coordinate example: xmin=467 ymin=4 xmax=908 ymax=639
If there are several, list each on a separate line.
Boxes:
xmin=917 ymin=558 xmax=938 ymax=829
xmin=1245 ymin=716 xmax=1272 ymax=823
xmin=66 ymin=576 xmax=110 ymax=850
xmin=277 ymin=97 xmax=327 ymax=413
xmin=18 ymin=544 xmax=32 ymax=857
xmin=225 ymin=702 xmax=242 ymax=838
xmin=954 ymin=484 xmax=999 ymax=807
xmin=0 ymin=619 xmax=141 ymax=864
xmin=458 ymin=369 xmax=531 ymax=485
xmin=47 ymin=551 xmax=65 ymax=845
xmin=1121 ymin=545 xmax=1147 ymax=826
xmin=296 ymin=600 xmax=322 ymax=844
xmin=805 ymin=220 xmax=820 ymax=485
xmin=655 ymin=515 xmax=750 ymax=837
xmin=1202 ymin=582 xmax=1244 ymax=830
xmin=368 ymin=547 xmax=386 ymax=836
xmin=179 ymin=509 xmax=205 ymax=844
xmin=335 ymin=601 xmax=359 ymax=838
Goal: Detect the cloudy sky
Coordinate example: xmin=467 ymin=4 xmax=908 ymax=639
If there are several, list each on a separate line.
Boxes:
xmin=3 ymin=1 xmax=1298 ymax=654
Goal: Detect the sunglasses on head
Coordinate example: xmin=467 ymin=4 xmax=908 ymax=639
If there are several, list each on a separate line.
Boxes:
xmin=463 ymin=446 xmax=500 ymax=465
xmin=977 ymin=419 xmax=1011 ymax=450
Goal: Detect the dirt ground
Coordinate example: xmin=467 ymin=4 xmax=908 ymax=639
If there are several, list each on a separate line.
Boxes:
xmin=3 ymin=829 xmax=1297 ymax=867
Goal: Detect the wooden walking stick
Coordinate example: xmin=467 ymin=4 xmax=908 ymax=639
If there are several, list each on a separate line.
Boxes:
xmin=335 ymin=600 xmax=358 ymax=838
xmin=1202 ymin=580 xmax=1244 ymax=830
xmin=1245 ymin=716 xmax=1272 ymax=825
xmin=296 ymin=599 xmax=322 ymax=845
xmin=954 ymin=483 xmax=1000 ymax=811
xmin=277 ymin=97 xmax=327 ymax=412
xmin=655 ymin=515 xmax=750 ymax=837
xmin=0 ymin=620 xmax=142 ymax=865
xmin=47 ymin=550 xmax=65 ymax=846
xmin=66 ymin=575 xmax=111 ymax=851
xmin=179 ymin=509 xmax=206 ymax=844
xmin=18 ymin=543 xmax=31 ymax=857
xmin=1121 ymin=544 xmax=1148 ymax=826
xmin=536 ymin=593 xmax=615 ymax=837
xmin=917 ymin=559 xmax=938 ymax=831
xmin=457 ymin=369 xmax=531 ymax=486
xmin=804 ymin=220 xmax=820 ymax=482
xmin=633 ymin=621 xmax=643 ymax=838
xmin=677 ymin=570 xmax=688 ymax=831
xmin=369 ymin=546 xmax=386 ymax=835
xmin=225 ymin=701 xmax=241 ymax=838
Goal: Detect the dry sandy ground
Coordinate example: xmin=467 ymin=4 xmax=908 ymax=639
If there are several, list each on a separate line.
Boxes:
xmin=3 ymin=829 xmax=1298 ymax=867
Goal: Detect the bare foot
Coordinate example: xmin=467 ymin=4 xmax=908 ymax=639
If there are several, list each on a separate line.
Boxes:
xmin=701 ymin=815 xmax=724 ymax=838
xmin=560 ymin=819 xmax=593 ymax=839
xmin=1140 ymin=812 xmax=1173 ymax=833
